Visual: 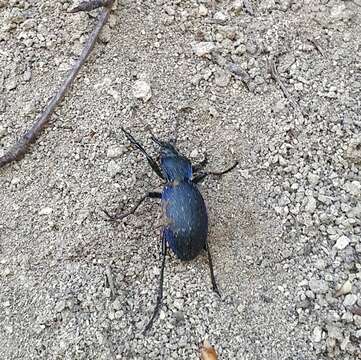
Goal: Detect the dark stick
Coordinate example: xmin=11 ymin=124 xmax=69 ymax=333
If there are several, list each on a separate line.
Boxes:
xmin=268 ymin=56 xmax=306 ymax=118
xmin=307 ymin=37 xmax=324 ymax=57
xmin=0 ymin=1 xmax=115 ymax=169
xmin=105 ymin=264 xmax=116 ymax=300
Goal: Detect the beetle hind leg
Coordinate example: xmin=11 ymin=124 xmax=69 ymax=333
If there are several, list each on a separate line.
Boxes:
xmin=143 ymin=234 xmax=167 ymax=334
xmin=205 ymin=241 xmax=221 ymax=297
xmin=102 ymin=192 xmax=161 ymax=221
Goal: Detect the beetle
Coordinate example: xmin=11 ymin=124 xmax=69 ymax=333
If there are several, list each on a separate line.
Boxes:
xmin=104 ymin=128 xmax=238 ymax=333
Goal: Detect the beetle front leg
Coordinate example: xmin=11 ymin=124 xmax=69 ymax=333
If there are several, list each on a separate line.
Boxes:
xmin=143 ymin=234 xmax=167 ymax=334
xmin=192 ymin=161 xmax=238 ymax=184
xmin=103 ymin=192 xmax=161 ymax=221
xmin=205 ymin=241 xmax=221 ymax=297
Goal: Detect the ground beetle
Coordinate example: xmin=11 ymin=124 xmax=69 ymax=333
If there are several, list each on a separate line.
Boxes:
xmin=104 ymin=128 xmax=238 ymax=333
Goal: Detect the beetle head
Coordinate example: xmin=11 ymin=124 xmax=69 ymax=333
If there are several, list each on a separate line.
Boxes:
xmin=151 ymin=136 xmax=179 ymax=158
xmin=151 ymin=136 xmax=192 ymax=182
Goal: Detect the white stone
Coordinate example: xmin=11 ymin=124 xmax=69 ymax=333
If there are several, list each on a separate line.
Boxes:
xmin=336 ymin=280 xmax=352 ymax=297
xmin=107 ymin=160 xmax=122 ymax=177
xmin=232 ymin=0 xmax=243 ymax=12
xmin=107 ymin=145 xmax=125 ymax=159
xmin=344 ymin=181 xmax=361 ymax=196
xmin=333 ymin=235 xmax=350 ymax=250
xmin=343 ymin=294 xmax=357 ymax=307
xmin=312 ymin=326 xmax=322 ymax=343
xmin=0 ymin=125 xmax=6 ymax=138
xmin=192 ymin=42 xmax=216 ymax=57
xmin=309 ymin=278 xmax=329 ymax=294
xmin=198 ymin=4 xmax=208 ymax=16
xmin=305 ymin=196 xmax=317 ymax=213
xmin=133 ymin=80 xmax=151 ymax=102
xmin=307 ymin=173 xmax=319 ymax=185
xmin=39 ymin=207 xmax=53 ymax=215
xmin=214 ymin=11 xmax=227 ymax=22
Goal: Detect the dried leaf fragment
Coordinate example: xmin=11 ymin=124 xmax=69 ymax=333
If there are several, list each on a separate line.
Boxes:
xmin=200 ymin=339 xmax=218 ymax=360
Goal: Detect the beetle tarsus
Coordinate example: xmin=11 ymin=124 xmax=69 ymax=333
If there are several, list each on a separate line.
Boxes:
xmin=206 ymin=241 xmax=221 ymax=297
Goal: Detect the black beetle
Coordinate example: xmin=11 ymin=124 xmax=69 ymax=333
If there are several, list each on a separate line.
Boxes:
xmin=104 ymin=128 xmax=238 ymax=333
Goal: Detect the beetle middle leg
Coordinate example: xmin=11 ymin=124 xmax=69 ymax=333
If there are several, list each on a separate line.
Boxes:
xmin=103 ymin=192 xmax=161 ymax=221
xmin=192 ymin=161 xmax=239 ymax=184
xmin=205 ymin=241 xmax=221 ymax=297
xmin=143 ymin=233 xmax=167 ymax=334
xmin=192 ymin=153 xmax=208 ymax=173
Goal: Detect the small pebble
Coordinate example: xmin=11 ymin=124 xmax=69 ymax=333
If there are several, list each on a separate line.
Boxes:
xmin=333 ymin=235 xmax=350 ymax=250
xmin=133 ymin=80 xmax=152 ymax=102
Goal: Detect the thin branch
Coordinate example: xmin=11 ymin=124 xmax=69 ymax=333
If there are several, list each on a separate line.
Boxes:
xmin=0 ymin=0 xmax=115 ymax=169
xmin=105 ymin=264 xmax=116 ymax=300
xmin=307 ymin=37 xmax=324 ymax=57
xmin=268 ymin=56 xmax=306 ymax=118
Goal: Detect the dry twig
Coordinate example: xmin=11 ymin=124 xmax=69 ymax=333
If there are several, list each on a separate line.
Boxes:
xmin=268 ymin=56 xmax=306 ymax=118
xmin=0 ymin=0 xmax=115 ymax=169
xmin=105 ymin=264 xmax=116 ymax=300
xmin=307 ymin=37 xmax=324 ymax=57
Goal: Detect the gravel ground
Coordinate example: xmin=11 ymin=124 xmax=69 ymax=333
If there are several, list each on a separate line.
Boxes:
xmin=0 ymin=0 xmax=360 ymax=359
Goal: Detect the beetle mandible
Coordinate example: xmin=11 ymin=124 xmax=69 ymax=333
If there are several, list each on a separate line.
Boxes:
xmin=104 ymin=128 xmax=238 ymax=333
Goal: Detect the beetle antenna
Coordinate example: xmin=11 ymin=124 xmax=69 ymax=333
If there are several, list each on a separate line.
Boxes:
xmin=171 ymin=113 xmax=180 ymax=145
xmin=150 ymin=135 xmax=165 ymax=147
xmin=121 ymin=127 xmax=164 ymax=179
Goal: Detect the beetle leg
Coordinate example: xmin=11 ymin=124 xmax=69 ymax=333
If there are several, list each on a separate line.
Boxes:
xmin=207 ymin=160 xmax=239 ymax=176
xmin=192 ymin=173 xmax=208 ymax=184
xmin=205 ymin=241 xmax=221 ymax=297
xmin=102 ymin=192 xmax=161 ymax=221
xmin=143 ymin=234 xmax=167 ymax=334
xmin=192 ymin=161 xmax=239 ymax=184
xmin=192 ymin=153 xmax=208 ymax=173
xmin=121 ymin=128 xmax=165 ymax=180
